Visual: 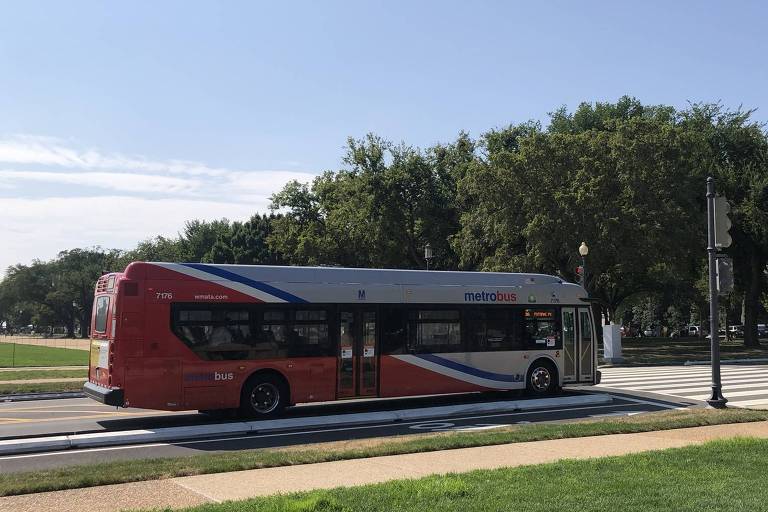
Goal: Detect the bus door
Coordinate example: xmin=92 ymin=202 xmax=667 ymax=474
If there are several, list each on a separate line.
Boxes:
xmin=577 ymin=307 xmax=595 ymax=382
xmin=562 ymin=308 xmax=577 ymax=383
xmin=562 ymin=307 xmax=595 ymax=383
xmin=337 ymin=308 xmax=378 ymax=398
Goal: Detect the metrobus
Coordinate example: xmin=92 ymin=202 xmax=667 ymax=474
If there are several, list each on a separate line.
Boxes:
xmin=84 ymin=262 xmax=599 ymax=417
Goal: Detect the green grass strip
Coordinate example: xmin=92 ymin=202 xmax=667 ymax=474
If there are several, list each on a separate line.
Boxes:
xmin=0 ymin=408 xmax=766 ymax=497
xmin=0 ymin=369 xmax=88 ymax=381
xmin=174 ymin=437 xmax=768 ymax=512
xmin=0 ymin=344 xmax=89 ymax=368
xmin=0 ymin=381 xmax=85 ymax=395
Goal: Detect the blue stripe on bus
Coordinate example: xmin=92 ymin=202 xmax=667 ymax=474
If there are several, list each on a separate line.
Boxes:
xmin=414 ymin=353 xmax=524 ymax=383
xmin=181 ymin=263 xmax=309 ymax=303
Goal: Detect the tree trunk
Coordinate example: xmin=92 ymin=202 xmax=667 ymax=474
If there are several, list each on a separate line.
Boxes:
xmin=743 ymin=250 xmax=764 ymax=347
xmin=80 ymin=310 xmax=90 ymax=338
xmin=66 ymin=319 xmax=75 ymax=338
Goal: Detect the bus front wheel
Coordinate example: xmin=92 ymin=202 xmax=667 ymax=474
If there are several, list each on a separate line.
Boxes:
xmin=526 ymin=360 xmax=558 ymax=396
xmin=239 ymin=375 xmax=288 ymax=418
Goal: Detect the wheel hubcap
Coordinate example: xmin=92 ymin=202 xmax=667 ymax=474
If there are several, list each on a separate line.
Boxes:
xmin=530 ymin=367 xmax=551 ymax=392
xmin=250 ymin=383 xmax=279 ymax=413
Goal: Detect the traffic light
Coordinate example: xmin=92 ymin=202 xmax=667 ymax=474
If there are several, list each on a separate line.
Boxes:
xmin=714 ymin=196 xmax=732 ymax=249
xmin=716 ymin=256 xmax=734 ymax=295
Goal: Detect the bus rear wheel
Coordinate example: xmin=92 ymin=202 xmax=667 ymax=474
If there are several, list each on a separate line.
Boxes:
xmin=239 ymin=375 xmax=288 ymax=418
xmin=526 ymin=360 xmax=558 ymax=396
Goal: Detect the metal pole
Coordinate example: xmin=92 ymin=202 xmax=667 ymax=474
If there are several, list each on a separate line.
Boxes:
xmin=706 ymin=177 xmax=727 ymax=408
xmin=581 ymin=255 xmax=587 ymax=290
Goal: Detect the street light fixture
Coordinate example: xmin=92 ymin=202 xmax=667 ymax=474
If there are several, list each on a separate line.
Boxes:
xmin=578 ymin=242 xmax=589 ymax=288
xmin=424 ymin=243 xmax=433 ymax=271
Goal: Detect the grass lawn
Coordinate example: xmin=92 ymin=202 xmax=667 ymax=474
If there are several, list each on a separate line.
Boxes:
xmin=0 ymin=369 xmax=87 ymax=381
xmin=0 ymin=381 xmax=85 ymax=395
xmin=600 ymin=336 xmax=768 ymax=365
xmin=0 ymin=408 xmax=766 ymax=497
xmin=177 ymin=437 xmax=768 ymax=512
xmin=0 ymin=343 xmax=89 ymax=368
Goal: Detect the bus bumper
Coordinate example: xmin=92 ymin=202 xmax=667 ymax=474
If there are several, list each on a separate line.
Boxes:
xmin=83 ymin=381 xmax=125 ymax=407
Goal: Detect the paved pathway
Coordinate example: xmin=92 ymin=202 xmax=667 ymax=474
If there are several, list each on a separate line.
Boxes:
xmin=0 ymin=337 xmax=89 ymax=351
xmin=597 ymin=364 xmax=768 ymax=408
xmin=1 ymin=421 xmax=767 ymax=512
xmin=0 ymin=377 xmax=85 ymax=385
xmin=0 ymin=366 xmax=87 ymax=372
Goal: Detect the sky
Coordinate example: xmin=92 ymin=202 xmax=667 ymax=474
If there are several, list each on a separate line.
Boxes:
xmin=0 ymin=1 xmax=766 ymax=273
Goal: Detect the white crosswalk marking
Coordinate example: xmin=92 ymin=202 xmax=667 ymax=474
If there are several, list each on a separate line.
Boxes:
xmin=597 ymin=364 xmax=768 ymax=409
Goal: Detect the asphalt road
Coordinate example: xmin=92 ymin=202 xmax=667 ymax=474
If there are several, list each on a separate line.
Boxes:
xmin=0 ymin=391 xmax=685 ymax=473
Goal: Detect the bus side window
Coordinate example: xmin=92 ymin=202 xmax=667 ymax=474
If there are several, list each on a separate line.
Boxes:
xmin=381 ymin=307 xmax=407 ymax=355
xmin=408 ymin=309 xmax=462 ymax=354
xmin=466 ymin=308 xmax=522 ymax=351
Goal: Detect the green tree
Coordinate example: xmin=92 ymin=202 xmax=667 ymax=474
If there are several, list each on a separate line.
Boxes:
xmin=269 ymin=134 xmax=464 ymax=269
xmin=678 ymin=105 xmax=768 ymax=346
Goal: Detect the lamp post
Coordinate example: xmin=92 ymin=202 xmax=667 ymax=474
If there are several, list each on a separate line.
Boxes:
xmin=578 ymin=241 xmax=589 ymax=290
xmin=424 ymin=243 xmax=433 ymax=271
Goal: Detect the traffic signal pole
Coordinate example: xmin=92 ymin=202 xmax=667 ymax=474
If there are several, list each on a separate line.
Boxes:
xmin=706 ymin=177 xmax=727 ymax=408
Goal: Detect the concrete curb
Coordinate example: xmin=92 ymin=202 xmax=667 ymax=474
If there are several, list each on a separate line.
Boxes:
xmin=0 ymin=394 xmax=611 ymax=455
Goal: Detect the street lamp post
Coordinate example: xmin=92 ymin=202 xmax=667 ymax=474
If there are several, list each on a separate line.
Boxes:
xmin=706 ymin=177 xmax=727 ymax=408
xmin=424 ymin=243 xmax=433 ymax=271
xmin=578 ymin=242 xmax=589 ymax=290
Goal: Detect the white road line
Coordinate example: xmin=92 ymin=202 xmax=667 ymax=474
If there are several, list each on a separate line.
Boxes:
xmin=625 ymin=377 xmax=768 ymax=392
xmin=633 ymin=382 xmax=768 ymax=394
xmin=683 ymin=389 xmax=768 ymax=400
xmin=601 ymin=365 xmax=768 ymax=375
xmin=730 ymin=398 xmax=768 ymax=408
xmin=599 ymin=364 xmax=768 ymax=408
xmin=600 ymin=368 xmax=768 ymax=385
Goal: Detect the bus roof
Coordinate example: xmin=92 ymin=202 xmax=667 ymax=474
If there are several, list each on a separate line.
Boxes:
xmin=130 ymin=262 xmax=568 ymax=287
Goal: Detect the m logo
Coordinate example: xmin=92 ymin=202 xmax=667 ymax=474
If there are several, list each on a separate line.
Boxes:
xmin=358 ymin=289 xmax=366 ymax=300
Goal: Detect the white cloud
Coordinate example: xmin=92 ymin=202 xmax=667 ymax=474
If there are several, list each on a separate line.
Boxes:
xmin=0 ymin=135 xmax=321 ymax=274
xmin=0 ymin=196 xmax=263 ymax=273
xmin=0 ymin=170 xmax=201 ymax=194
xmin=0 ymin=135 xmax=234 ymax=177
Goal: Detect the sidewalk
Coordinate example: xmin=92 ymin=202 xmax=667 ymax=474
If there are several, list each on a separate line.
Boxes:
xmin=2 ymin=421 xmax=768 ymax=512
xmin=0 ymin=366 xmax=87 ymax=372
xmin=0 ymin=377 xmax=85 ymax=385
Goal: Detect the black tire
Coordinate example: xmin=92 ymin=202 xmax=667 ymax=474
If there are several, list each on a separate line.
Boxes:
xmin=526 ymin=360 xmax=558 ymax=396
xmin=239 ymin=374 xmax=288 ymax=418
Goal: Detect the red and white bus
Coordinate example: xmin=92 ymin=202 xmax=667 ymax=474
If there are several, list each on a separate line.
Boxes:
xmin=85 ymin=262 xmax=599 ymax=417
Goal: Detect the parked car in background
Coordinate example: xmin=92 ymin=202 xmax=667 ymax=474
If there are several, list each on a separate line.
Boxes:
xmin=728 ymin=325 xmax=744 ymax=338
xmin=758 ymin=324 xmax=767 ymax=338
xmin=705 ymin=328 xmax=727 ymax=340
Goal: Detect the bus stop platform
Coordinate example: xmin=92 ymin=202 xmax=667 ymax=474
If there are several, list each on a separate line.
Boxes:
xmin=2 ymin=420 xmax=768 ymax=512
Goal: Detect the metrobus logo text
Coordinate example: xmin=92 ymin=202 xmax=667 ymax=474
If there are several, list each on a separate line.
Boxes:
xmin=464 ymin=291 xmax=518 ymax=303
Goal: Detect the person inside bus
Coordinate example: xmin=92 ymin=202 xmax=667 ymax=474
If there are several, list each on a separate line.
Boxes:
xmin=208 ymin=324 xmax=233 ymax=345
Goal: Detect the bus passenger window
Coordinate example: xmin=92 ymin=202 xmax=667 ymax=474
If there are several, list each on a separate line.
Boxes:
xmin=381 ymin=307 xmax=407 ymax=354
xmin=409 ymin=310 xmax=462 ymax=354
xmin=466 ymin=308 xmax=521 ymax=351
